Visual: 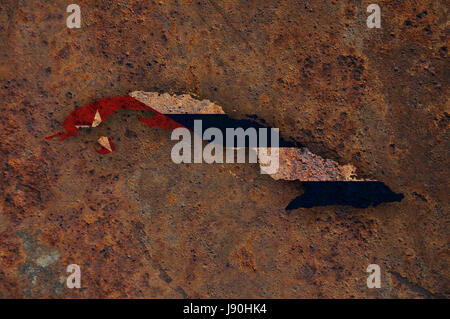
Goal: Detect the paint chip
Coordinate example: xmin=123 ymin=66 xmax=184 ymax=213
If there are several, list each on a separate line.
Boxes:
xmin=92 ymin=110 xmax=102 ymax=127
xmin=98 ymin=136 xmax=113 ymax=152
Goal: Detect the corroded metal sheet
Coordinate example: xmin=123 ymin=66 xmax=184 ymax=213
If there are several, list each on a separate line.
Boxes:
xmin=0 ymin=0 xmax=448 ymax=299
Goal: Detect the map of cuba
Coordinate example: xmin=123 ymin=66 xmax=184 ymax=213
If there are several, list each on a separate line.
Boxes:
xmin=46 ymin=91 xmax=404 ymax=210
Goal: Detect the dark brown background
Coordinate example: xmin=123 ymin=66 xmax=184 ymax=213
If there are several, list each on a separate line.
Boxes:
xmin=0 ymin=0 xmax=448 ymax=298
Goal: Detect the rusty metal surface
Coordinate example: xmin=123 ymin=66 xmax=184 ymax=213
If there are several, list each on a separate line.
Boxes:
xmin=0 ymin=0 xmax=448 ymax=298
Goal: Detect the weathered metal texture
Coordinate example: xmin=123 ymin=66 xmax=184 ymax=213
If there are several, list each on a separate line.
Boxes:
xmin=0 ymin=0 xmax=448 ymax=298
